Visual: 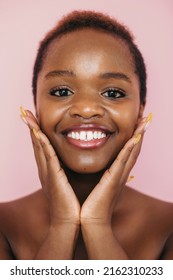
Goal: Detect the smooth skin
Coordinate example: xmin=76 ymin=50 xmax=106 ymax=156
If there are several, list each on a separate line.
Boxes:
xmin=0 ymin=29 xmax=173 ymax=260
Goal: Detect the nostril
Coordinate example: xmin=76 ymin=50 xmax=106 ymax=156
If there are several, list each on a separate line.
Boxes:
xmin=69 ymin=103 xmax=105 ymax=119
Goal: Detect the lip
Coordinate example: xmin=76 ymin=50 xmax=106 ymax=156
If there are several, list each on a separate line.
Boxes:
xmin=61 ymin=123 xmax=113 ymax=149
xmin=61 ymin=124 xmax=113 ymax=134
xmin=64 ymin=134 xmax=111 ymax=149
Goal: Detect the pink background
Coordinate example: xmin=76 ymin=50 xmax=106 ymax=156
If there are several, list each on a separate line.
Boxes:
xmin=0 ymin=0 xmax=173 ymax=202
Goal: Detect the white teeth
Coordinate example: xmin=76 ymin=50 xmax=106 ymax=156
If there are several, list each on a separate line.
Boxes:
xmin=80 ymin=131 xmax=86 ymax=140
xmin=72 ymin=132 xmax=76 ymax=139
xmin=67 ymin=131 xmax=107 ymax=141
xmin=87 ymin=131 xmax=93 ymax=141
xmin=98 ymin=131 xmax=102 ymax=139
xmin=76 ymin=132 xmax=80 ymax=140
xmin=93 ymin=131 xmax=98 ymax=139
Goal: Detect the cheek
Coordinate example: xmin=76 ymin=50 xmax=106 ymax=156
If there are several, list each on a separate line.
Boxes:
xmin=122 ymin=111 xmax=137 ymax=131
xmin=36 ymin=100 xmax=62 ymax=133
xmin=110 ymin=103 xmax=139 ymax=135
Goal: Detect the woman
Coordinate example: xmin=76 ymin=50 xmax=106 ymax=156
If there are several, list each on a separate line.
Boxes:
xmin=0 ymin=10 xmax=173 ymax=260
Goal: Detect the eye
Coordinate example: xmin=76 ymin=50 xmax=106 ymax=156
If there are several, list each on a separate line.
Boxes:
xmin=50 ymin=87 xmax=73 ymax=97
xmin=102 ymin=88 xmax=126 ymax=99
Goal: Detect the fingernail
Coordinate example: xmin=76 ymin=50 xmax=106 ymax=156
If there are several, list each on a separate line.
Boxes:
xmin=20 ymin=114 xmax=28 ymax=125
xmin=144 ymin=112 xmax=153 ymax=131
xmin=127 ymin=175 xmax=135 ymax=182
xmin=134 ymin=134 xmax=141 ymax=145
xmin=20 ymin=106 xmax=27 ymax=118
xmin=33 ymin=128 xmax=40 ymax=139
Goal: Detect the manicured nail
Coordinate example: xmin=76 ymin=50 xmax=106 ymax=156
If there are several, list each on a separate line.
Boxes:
xmin=134 ymin=134 xmax=141 ymax=145
xmin=144 ymin=112 xmax=153 ymax=131
xmin=20 ymin=114 xmax=28 ymax=125
xmin=127 ymin=175 xmax=135 ymax=182
xmin=33 ymin=128 xmax=40 ymax=139
xmin=20 ymin=106 xmax=27 ymax=118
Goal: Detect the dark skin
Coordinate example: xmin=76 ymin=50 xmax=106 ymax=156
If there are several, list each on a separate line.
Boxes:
xmin=0 ymin=28 xmax=173 ymax=260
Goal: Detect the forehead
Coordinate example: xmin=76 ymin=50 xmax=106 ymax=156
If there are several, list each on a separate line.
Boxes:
xmin=41 ymin=28 xmax=135 ymax=76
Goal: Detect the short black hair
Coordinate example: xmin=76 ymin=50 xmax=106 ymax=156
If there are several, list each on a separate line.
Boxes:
xmin=32 ymin=10 xmax=147 ymax=105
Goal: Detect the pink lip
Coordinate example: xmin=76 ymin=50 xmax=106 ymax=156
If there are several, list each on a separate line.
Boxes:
xmin=64 ymin=134 xmax=111 ymax=149
xmin=61 ymin=123 xmax=113 ymax=149
xmin=61 ymin=124 xmax=112 ymax=134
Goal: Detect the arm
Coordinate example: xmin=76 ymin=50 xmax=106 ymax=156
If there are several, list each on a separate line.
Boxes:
xmin=82 ymin=224 xmax=128 ymax=259
xmin=34 ymin=223 xmax=79 ymax=260
xmin=81 ymin=117 xmax=148 ymax=259
xmin=22 ymin=109 xmax=80 ymax=259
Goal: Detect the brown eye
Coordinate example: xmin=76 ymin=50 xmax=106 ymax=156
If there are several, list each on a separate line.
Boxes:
xmin=102 ymin=88 xmax=125 ymax=99
xmin=50 ymin=87 xmax=73 ymax=97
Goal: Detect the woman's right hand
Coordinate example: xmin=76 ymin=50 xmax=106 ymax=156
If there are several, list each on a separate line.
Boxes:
xmin=21 ymin=108 xmax=80 ymax=226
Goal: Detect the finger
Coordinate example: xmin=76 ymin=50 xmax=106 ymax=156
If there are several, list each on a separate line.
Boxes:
xmin=35 ymin=129 xmax=63 ymax=174
xmin=20 ymin=107 xmax=39 ymax=128
xmin=21 ymin=107 xmax=71 ymax=192
xmin=120 ymin=133 xmax=144 ymax=185
xmin=20 ymin=107 xmax=48 ymax=179
xmin=23 ymin=108 xmax=68 ymax=184
xmin=99 ymin=118 xmax=147 ymax=190
xmin=30 ymin=126 xmax=71 ymax=202
xmin=25 ymin=112 xmax=56 ymax=168
xmin=117 ymin=116 xmax=146 ymax=166
xmin=30 ymin=128 xmax=47 ymax=182
xmin=25 ymin=115 xmax=39 ymax=130
xmin=37 ymin=130 xmax=72 ymax=189
xmin=37 ymin=131 xmax=59 ymax=166
xmin=25 ymin=110 xmax=38 ymax=122
xmin=127 ymin=175 xmax=135 ymax=183
xmin=100 ymin=138 xmax=135 ymax=187
xmin=119 ymin=115 xmax=150 ymax=184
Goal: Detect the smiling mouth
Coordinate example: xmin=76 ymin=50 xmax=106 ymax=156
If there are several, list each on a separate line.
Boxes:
xmin=63 ymin=129 xmax=112 ymax=149
xmin=67 ymin=130 xmax=107 ymax=141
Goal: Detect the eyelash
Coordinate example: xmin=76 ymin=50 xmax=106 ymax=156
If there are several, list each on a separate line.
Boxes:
xmin=50 ymin=87 xmax=73 ymax=97
xmin=101 ymin=88 xmax=126 ymax=99
xmin=49 ymin=87 xmax=126 ymax=99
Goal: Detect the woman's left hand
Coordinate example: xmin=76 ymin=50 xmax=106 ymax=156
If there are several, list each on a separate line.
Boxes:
xmin=81 ymin=117 xmax=148 ymax=225
xmin=80 ymin=116 xmax=151 ymax=259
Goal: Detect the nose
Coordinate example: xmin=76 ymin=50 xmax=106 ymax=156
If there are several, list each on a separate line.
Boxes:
xmin=69 ymin=93 xmax=105 ymax=119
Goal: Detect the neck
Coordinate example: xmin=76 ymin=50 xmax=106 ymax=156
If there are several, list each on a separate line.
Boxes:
xmin=63 ymin=166 xmax=105 ymax=204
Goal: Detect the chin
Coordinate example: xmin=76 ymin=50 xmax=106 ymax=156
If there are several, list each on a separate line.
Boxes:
xmin=60 ymin=158 xmax=112 ymax=175
xmin=71 ymin=166 xmax=103 ymax=174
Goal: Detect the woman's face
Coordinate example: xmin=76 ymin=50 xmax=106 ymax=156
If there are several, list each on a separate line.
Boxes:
xmin=36 ymin=28 xmax=144 ymax=173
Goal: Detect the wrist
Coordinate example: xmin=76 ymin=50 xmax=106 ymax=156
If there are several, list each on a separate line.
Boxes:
xmin=50 ymin=218 xmax=80 ymax=228
xmin=49 ymin=222 xmax=80 ymax=240
xmin=81 ymin=215 xmax=111 ymax=226
xmin=50 ymin=209 xmax=80 ymax=226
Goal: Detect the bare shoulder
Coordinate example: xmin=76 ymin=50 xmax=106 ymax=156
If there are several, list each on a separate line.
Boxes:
xmin=126 ymin=186 xmax=173 ymax=209
xmin=123 ymin=187 xmax=173 ymax=259
xmin=124 ymin=186 xmax=173 ymax=224
xmin=0 ymin=190 xmax=49 ymax=259
xmin=0 ymin=189 xmax=48 ymax=223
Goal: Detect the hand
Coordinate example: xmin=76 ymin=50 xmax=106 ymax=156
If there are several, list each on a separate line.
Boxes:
xmin=81 ymin=117 xmax=148 ymax=225
xmin=22 ymin=109 xmax=80 ymax=226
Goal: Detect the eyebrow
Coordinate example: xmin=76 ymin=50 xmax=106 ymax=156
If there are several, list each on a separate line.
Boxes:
xmin=99 ymin=72 xmax=131 ymax=83
xmin=45 ymin=70 xmax=75 ymax=79
xmin=45 ymin=70 xmax=131 ymax=83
